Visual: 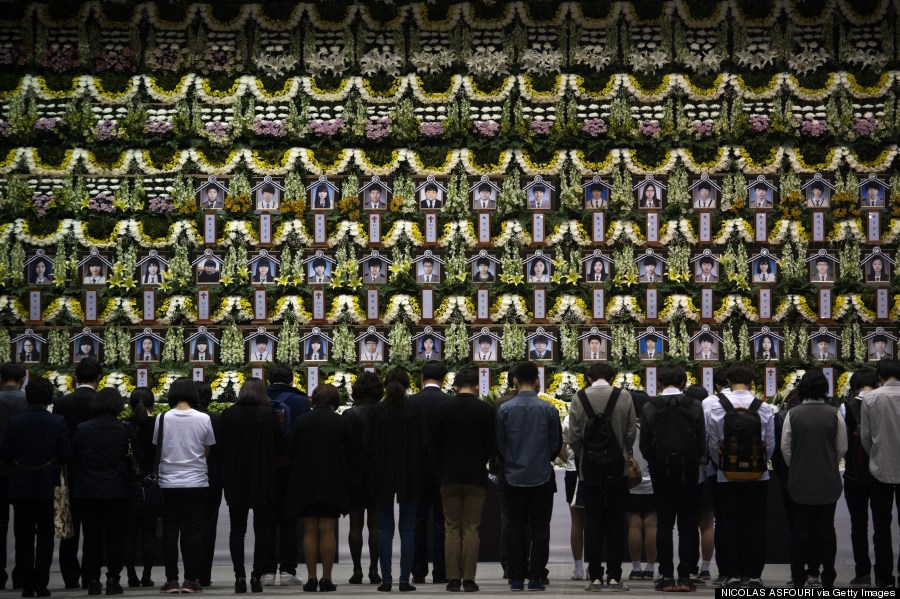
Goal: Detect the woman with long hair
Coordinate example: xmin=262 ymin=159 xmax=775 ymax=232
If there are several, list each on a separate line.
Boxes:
xmin=123 ymin=387 xmax=157 ymax=588
xmin=364 ymin=368 xmax=427 ymax=592
xmin=343 ymin=372 xmax=385 ymax=585
xmin=220 ymin=378 xmax=283 ymax=593
xmin=286 ymin=385 xmax=352 ymax=592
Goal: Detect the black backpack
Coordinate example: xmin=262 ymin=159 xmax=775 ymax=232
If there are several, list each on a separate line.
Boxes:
xmin=717 ymin=393 xmax=767 ymax=480
xmin=843 ymin=397 xmax=872 ymax=483
xmin=576 ymin=387 xmax=625 ymax=487
xmin=649 ymin=394 xmax=700 ymax=481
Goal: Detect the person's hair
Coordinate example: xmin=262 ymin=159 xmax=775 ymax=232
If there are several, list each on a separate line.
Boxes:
xmin=645 ymin=334 xmax=658 ymax=344
xmin=725 ymin=364 xmax=753 ymax=386
xmin=684 ymin=385 xmax=709 ymax=401
xmin=759 ymin=334 xmax=775 ymax=349
xmin=146 ymin=258 xmax=160 ymax=270
xmin=91 ymin=387 xmax=124 ymax=417
xmin=422 ymin=257 xmax=434 ymax=266
xmin=642 ymin=257 xmax=656 ymax=267
xmin=129 ymin=387 xmax=155 ymax=424
xmin=203 ymin=259 xmax=216 ymax=268
xmin=424 ymin=183 xmax=438 ymax=193
xmin=87 ymin=257 xmax=102 ymax=268
xmin=849 ymin=370 xmax=878 ymax=395
xmin=25 ymin=377 xmax=54 ymax=406
xmin=798 ymin=370 xmax=829 ymax=401
xmin=815 ymin=257 xmax=829 ymax=265
xmin=313 ymin=184 xmax=326 ymax=197
xmin=810 ymin=181 xmax=824 ymax=192
xmin=591 ymin=258 xmax=605 ymax=272
xmin=0 ymin=363 xmax=26 ymax=384
xmin=262 ymin=183 xmax=276 ymax=195
xmin=587 ymin=362 xmax=616 ymax=384
xmin=74 ymin=357 xmax=102 ymax=384
xmin=698 ymin=181 xmax=711 ymax=191
xmin=699 ymin=256 xmax=714 ymax=267
xmin=421 ymin=360 xmax=447 ymax=383
xmin=783 ymin=388 xmax=802 ymax=412
xmin=167 ymin=377 xmax=199 ymax=408
xmin=351 ymin=371 xmax=384 ymax=406
xmin=588 ymin=335 xmax=601 ymax=343
xmin=478 ymin=335 xmax=491 ymax=345
xmin=195 ymin=381 xmax=212 ymax=408
xmin=312 ymin=258 xmax=325 ymax=269
xmin=713 ymin=367 xmax=730 ymax=390
xmin=529 ymin=259 xmax=547 ymax=276
xmin=506 ymin=364 xmax=518 ymax=388
xmin=479 ymin=183 xmax=491 ymax=193
xmin=513 ymin=362 xmax=539 ymax=387
xmin=368 ymin=259 xmax=383 ymax=270
xmin=875 ymin=359 xmax=900 ymax=381
xmin=698 ymin=332 xmax=714 ymax=344
xmin=453 ymin=369 xmax=479 ymax=390
xmin=476 ymin=257 xmax=490 ymax=268
xmin=532 ymin=335 xmax=548 ymax=345
xmin=532 ymin=184 xmax=546 ymax=194
xmin=756 ymin=259 xmax=771 ymax=273
xmin=872 ymin=334 xmax=887 ymax=344
xmin=364 ymin=334 xmax=378 ymax=344
xmin=383 ymin=368 xmax=411 ymax=415
xmin=237 ymin=377 xmax=268 ymax=406
xmin=255 ymin=336 xmax=268 ymax=346
xmin=312 ymin=384 xmax=340 ymax=409
xmin=657 ymin=365 xmax=687 ymax=389
xmin=267 ymin=365 xmax=293 ymax=385
xmin=195 ymin=336 xmax=209 ymax=347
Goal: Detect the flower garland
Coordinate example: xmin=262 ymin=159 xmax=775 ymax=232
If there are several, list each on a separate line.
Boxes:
xmin=269 ymin=296 xmax=312 ymax=323
xmin=659 ymin=295 xmax=701 ymax=322
xmin=323 ymin=372 xmax=356 ymax=404
xmin=612 ymin=372 xmax=644 ymax=391
xmin=326 ymin=295 xmax=365 ymax=324
xmin=714 ymin=295 xmax=759 ymax=323
xmin=0 ymin=296 xmax=27 ymax=322
xmin=210 ymin=371 xmax=245 ymax=401
xmin=659 ymin=219 xmax=698 ymax=245
xmin=100 ymin=298 xmax=142 ymax=324
xmin=545 ymin=221 xmax=591 ymax=247
xmin=490 ymin=294 xmax=532 ymax=323
xmin=606 ymin=220 xmax=645 ymax=245
xmin=832 ymin=294 xmax=876 ymax=323
xmin=382 ymin=295 xmax=421 ymax=324
xmin=434 ymin=296 xmax=476 ymax=324
xmin=328 ymin=221 xmax=367 ymax=248
xmin=713 ymin=219 xmax=754 ymax=244
xmin=210 ymin=297 xmax=253 ymax=323
xmin=272 ymin=220 xmax=311 ymax=246
xmin=493 ymin=220 xmax=532 ymax=247
xmin=382 ymin=220 xmax=424 ymax=248
xmin=156 ymin=296 xmax=197 ymax=324
xmin=771 ymin=295 xmax=817 ymax=323
xmin=606 ymin=296 xmax=644 ymax=322
xmin=42 ymin=297 xmax=85 ymax=323
xmin=438 ymin=220 xmax=478 ymax=248
xmin=548 ymin=295 xmax=590 ymax=324
xmin=98 ymin=372 xmax=135 ymax=398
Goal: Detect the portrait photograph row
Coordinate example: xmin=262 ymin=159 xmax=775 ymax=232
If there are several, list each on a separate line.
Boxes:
xmin=9 ymin=326 xmax=897 ymax=366
xmin=23 ymin=248 xmax=895 ymax=288
xmin=191 ymin=173 xmax=892 ymax=213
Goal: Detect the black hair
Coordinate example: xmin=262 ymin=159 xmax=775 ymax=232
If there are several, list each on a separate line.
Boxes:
xmin=422 ymin=257 xmax=434 ymax=266
xmin=314 ymin=184 xmax=327 ymax=197
xmin=261 ymin=183 xmax=276 ymax=195
xmin=684 ymin=385 xmax=709 ymax=401
xmin=129 ymin=387 xmax=155 ymax=424
xmin=532 ymin=184 xmax=546 ymax=194
xmin=587 ymin=335 xmax=602 ymax=343
xmin=384 ymin=367 xmax=411 ymax=416
xmin=642 ymin=257 xmax=657 ymax=267
xmin=725 ymin=364 xmax=753 ymax=386
xmin=74 ymin=357 xmax=102 ymax=384
xmin=368 ymin=259 xmax=383 ymax=269
xmin=195 ymin=381 xmax=212 ymax=408
xmin=312 ymin=258 xmax=326 ymax=269
xmin=237 ymin=378 xmax=268 ymax=406
xmin=146 ymin=258 xmax=160 ymax=270
xmin=698 ymin=333 xmax=714 ymax=344
xmin=533 ymin=335 xmax=548 ymax=346
xmin=351 ymin=371 xmax=384 ymax=406
xmin=255 ymin=336 xmax=269 ymax=345
xmin=476 ymin=257 xmax=490 ymax=268
xmin=590 ymin=258 xmax=605 ymax=272
xmin=587 ymin=362 xmax=616 ymax=384
xmin=424 ymin=183 xmax=438 ymax=193
xmin=312 ymin=384 xmax=340 ymax=409
xmin=26 ymin=377 xmax=54 ymax=406
xmin=849 ymin=370 xmax=878 ymax=395
xmin=529 ymin=259 xmax=548 ymax=277
xmin=87 ymin=257 xmax=103 ymax=268
xmin=267 ymin=365 xmax=293 ymax=385
xmin=810 ymin=181 xmax=824 ymax=192
xmin=91 ymin=387 xmax=124 ymax=417
xmin=513 ymin=362 xmax=539 ymax=387
xmin=477 ymin=335 xmax=492 ymax=345
xmin=420 ymin=334 xmax=435 ymax=348
xmin=699 ymin=256 xmax=714 ymax=267
xmin=364 ymin=334 xmax=378 ymax=344
xmin=872 ymin=334 xmax=888 ymax=344
xmin=454 ymin=368 xmax=479 ymax=390
xmin=875 ymin=359 xmax=900 ymax=381
xmin=713 ymin=367 xmax=730 ymax=390
xmin=203 ymin=259 xmax=216 ymax=268
xmin=697 ymin=182 xmax=711 ymax=191
xmin=657 ymin=365 xmax=687 ymax=389
xmin=309 ymin=336 xmax=323 ymax=346
xmin=421 ymin=360 xmax=448 ymax=383
xmin=478 ymin=183 xmax=491 ymax=193
xmin=645 ymin=334 xmax=658 ymax=344
xmin=798 ymin=370 xmax=829 ymax=401
xmin=756 ymin=259 xmax=771 ymax=273
xmin=195 ymin=336 xmax=210 ymax=347
xmin=0 ymin=363 xmax=26 ymax=384
xmin=168 ymin=377 xmax=199 ymax=408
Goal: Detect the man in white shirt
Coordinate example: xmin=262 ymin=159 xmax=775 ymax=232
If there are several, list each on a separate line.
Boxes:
xmin=703 ymin=364 xmax=775 ymax=589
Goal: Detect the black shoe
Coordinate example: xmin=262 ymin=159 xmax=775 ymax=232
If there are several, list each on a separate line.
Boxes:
xmin=235 ymin=579 xmax=247 ymax=594
xmin=399 ymin=582 xmax=416 ymax=592
xmin=462 ymin=580 xmax=479 ymax=592
xmin=127 ymin=575 xmax=141 ymax=589
xmin=106 ymin=580 xmax=124 ymax=596
xmin=250 ymin=577 xmax=263 ymax=593
xmin=349 ymin=570 xmax=363 ymax=585
xmin=369 ymin=570 xmax=383 ymax=584
xmin=159 ymin=580 xmax=181 ymax=594
xmin=377 ymin=582 xmax=391 ymax=592
xmin=412 ymin=577 xmax=426 ymax=584
xmin=88 ymin=580 xmax=103 ymax=596
xmin=63 ymin=582 xmax=79 ymax=591
xmin=141 ymin=576 xmax=155 ymax=588
xmin=446 ymin=580 xmax=461 ymax=592
xmin=180 ymin=580 xmax=202 ymax=594
xmin=35 ymin=591 xmax=50 ymax=598
xmin=434 ymin=578 xmax=449 ymax=584
xmin=200 ymin=581 xmax=211 ymax=588
xmin=318 ymin=579 xmax=336 ymax=592
xmin=303 ymin=578 xmax=318 ymax=592
xmin=21 ymin=590 xmax=35 ymax=598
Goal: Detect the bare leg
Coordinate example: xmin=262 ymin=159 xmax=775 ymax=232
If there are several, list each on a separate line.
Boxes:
xmin=643 ymin=512 xmax=657 ymax=565
xmin=303 ymin=519 xmax=319 ymax=581
xmin=319 ymin=519 xmax=336 ymax=581
xmin=627 ymin=512 xmax=644 ymax=563
xmin=569 ymin=507 xmax=584 ymax=561
xmin=699 ymin=509 xmax=714 ymax=562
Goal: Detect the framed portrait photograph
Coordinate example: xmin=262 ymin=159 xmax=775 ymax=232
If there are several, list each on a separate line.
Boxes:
xmin=471 ymin=253 xmax=499 ymax=284
xmin=359 ymin=334 xmax=385 ymax=362
xmin=360 ymin=176 xmax=391 ymax=211
xmin=194 ymin=253 xmax=223 ymax=284
xmin=134 ymin=334 xmax=161 ymax=363
xmin=72 ymin=334 xmax=101 ymax=364
xmin=692 ymin=330 xmax=721 ymax=361
xmin=527 ymin=332 xmax=554 ymax=361
xmin=472 ymin=334 xmax=499 ymax=362
xmin=188 ymin=332 xmax=216 ymax=363
xmin=414 ymin=333 xmax=442 ymax=361
xmin=691 ymin=176 xmax=721 ymax=210
xmin=26 ymin=252 xmax=53 ymax=285
xmin=14 ymin=333 xmax=44 ymax=364
xmin=865 ymin=328 xmax=896 ymax=361
xmin=308 ymin=255 xmax=334 ymax=285
xmin=635 ymin=177 xmax=666 ymax=210
xmin=746 ymin=176 xmax=778 ymax=210
xmin=415 ymin=255 xmax=442 ymax=284
xmin=470 ymin=177 xmax=500 ymax=210
xmin=417 ymin=176 xmax=448 ymax=210
xmin=809 ymin=332 xmax=838 ymax=362
xmin=582 ymin=333 xmax=609 ymax=361
xmin=361 ymin=256 xmax=388 ymax=285
xmin=637 ymin=254 xmax=664 ymax=283
xmin=859 ymin=175 xmax=888 ymax=209
xmin=525 ymin=176 xmax=555 ymax=210
xmin=251 ymin=255 xmax=277 ymax=285
xmin=81 ymin=254 xmax=111 ymax=286
xmin=304 ymin=334 xmax=329 ymax=362
xmin=752 ymin=329 xmax=781 ymax=361
xmin=138 ymin=253 xmax=167 ymax=286
xmin=253 ymin=176 xmax=284 ymax=211
xmin=751 ymin=254 xmax=778 ymax=284
xmin=583 ymin=176 xmax=611 ymax=210
xmin=248 ymin=334 xmax=275 ymax=362
xmin=804 ymin=176 xmax=833 ymax=208
xmin=863 ymin=250 xmax=892 ymax=283
xmin=525 ymin=253 xmax=552 ymax=284
xmin=693 ymin=253 xmax=720 ymax=283
xmin=308 ymin=176 xmax=338 ymax=211
xmin=196 ymin=176 xmax=227 ymax=210
xmin=584 ymin=253 xmax=611 ymax=284
xmin=638 ymin=332 xmax=664 ymax=360
xmin=808 ymin=251 xmax=837 ymax=284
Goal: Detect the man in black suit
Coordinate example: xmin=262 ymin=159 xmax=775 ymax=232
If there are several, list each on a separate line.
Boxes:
xmin=408 ymin=361 xmax=451 ymax=584
xmin=1 ymin=377 xmax=72 ymax=597
xmin=52 ymin=358 xmax=101 ymax=590
xmin=431 ymin=369 xmax=495 ymax=592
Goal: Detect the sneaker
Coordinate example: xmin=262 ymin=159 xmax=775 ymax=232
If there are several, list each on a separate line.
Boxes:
xmin=643 ymin=571 xmax=656 ymax=581
xmin=527 ymin=579 xmax=545 ymax=591
xmin=105 ymin=581 xmax=124 ymax=596
xmin=688 ymin=573 xmax=704 ymax=586
xmin=572 ymin=570 xmax=585 ymax=581
xmin=849 ymin=575 xmax=872 ymax=588
xmin=280 ymin=573 xmax=302 ymax=586
xmin=585 ymin=580 xmax=604 ymax=592
xmin=180 ymin=581 xmax=202 ymax=594
xmin=676 ymin=578 xmax=696 ymax=592
xmin=446 ymin=579 xmax=462 ymax=592
xmin=712 ymin=575 xmax=728 ymax=588
xmin=260 ymin=574 xmax=276 ymax=587
xmin=746 ymin=578 xmax=765 ymax=589
xmin=160 ymin=581 xmax=181 ymax=594
xmin=509 ymin=580 xmax=525 ymax=591
xmin=607 ymin=579 xmax=630 ymax=592
xmin=655 ymin=577 xmax=678 ymax=592
xmin=698 ymin=571 xmax=711 ymax=582
xmin=318 ymin=579 xmax=336 ymax=592
xmin=462 ymin=580 xmax=479 ymax=592
xmin=721 ymin=578 xmax=742 ymax=590
xmin=629 ymin=570 xmax=644 ymax=581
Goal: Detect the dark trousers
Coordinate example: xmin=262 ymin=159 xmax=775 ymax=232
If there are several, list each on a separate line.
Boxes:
xmin=274 ymin=472 xmax=297 ymax=575
xmin=844 ymin=478 xmax=872 ymax=577
xmin=162 ymin=487 xmax=207 ymax=583
xmin=12 ymin=499 xmax=54 ymax=594
xmin=583 ymin=478 xmax=628 ymax=583
xmin=199 ymin=484 xmax=222 ymax=584
xmin=80 ymin=498 xmax=127 ymax=583
xmin=717 ymin=480 xmax=767 ymax=579
xmin=505 ymin=480 xmax=554 ymax=583
xmin=412 ymin=478 xmax=446 ymax=581
xmin=790 ymin=502 xmax=837 ymax=588
xmin=228 ymin=504 xmax=276 ymax=579
xmin=0 ymin=476 xmax=21 ymax=589
xmin=870 ymin=480 xmax=900 ymax=586
xmin=780 ymin=475 xmax=820 ymax=577
xmin=654 ymin=479 xmax=699 ymax=579
xmin=123 ymin=512 xmax=157 ymax=579
xmin=59 ymin=493 xmax=83 ymax=587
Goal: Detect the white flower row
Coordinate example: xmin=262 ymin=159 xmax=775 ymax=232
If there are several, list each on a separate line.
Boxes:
xmin=270 ymin=296 xmax=311 ymax=324
xmin=156 ymin=296 xmax=196 ymax=325
xmin=768 ymin=220 xmax=805 ymax=244
xmin=99 ymin=372 xmax=133 ymax=398
xmin=327 ymin=221 xmax=367 ymax=248
xmin=715 ymin=295 xmax=758 ymax=323
xmin=770 ymin=295 xmax=815 ymax=323
xmin=607 ymin=296 xmax=643 ymax=321
xmin=713 ymin=219 xmax=754 ymax=244
xmin=829 ymin=219 xmax=866 ymax=243
xmin=211 ymin=371 xmax=243 ymax=400
xmin=43 ymin=297 xmax=83 ymax=323
xmin=328 ymin=295 xmax=365 ymax=324
xmin=222 ymin=220 xmax=259 ymax=246
xmin=545 ymin=220 xmax=591 ymax=247
xmin=493 ymin=220 xmax=532 ymax=247
xmin=382 ymin=295 xmax=421 ymax=325
xmin=101 ymin=298 xmax=142 ymax=325
xmin=272 ymin=220 xmax=311 ymax=246
xmin=606 ymin=220 xmax=645 ymax=245
xmin=382 ymin=221 xmax=423 ymax=248
xmin=612 ymin=372 xmax=643 ymax=391
xmin=490 ymin=294 xmax=531 ymax=323
xmin=211 ymin=297 xmax=253 ymax=323
xmin=434 ymin=297 xmax=476 ymax=324
xmin=439 ymin=220 xmax=478 ymax=249
xmin=832 ymin=294 xmax=876 ymax=323
xmin=659 ymin=295 xmax=701 ymax=322
xmin=659 ymin=219 xmax=698 ymax=245
xmin=43 ymin=371 xmax=73 ymax=397
xmin=548 ymin=295 xmax=589 ymax=324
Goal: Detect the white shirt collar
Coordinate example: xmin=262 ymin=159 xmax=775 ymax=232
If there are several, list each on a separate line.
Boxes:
xmin=591 ymin=379 xmax=610 ymax=387
xmin=423 ymin=383 xmax=441 ymax=389
xmin=660 ymin=387 xmax=682 ymax=395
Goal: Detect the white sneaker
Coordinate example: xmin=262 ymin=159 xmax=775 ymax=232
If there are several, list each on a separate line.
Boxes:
xmin=279 ymin=573 xmax=302 ymax=586
xmin=584 ymin=579 xmax=604 ymax=592
xmin=260 ymin=574 xmax=276 ymax=586
xmin=607 ymin=579 xmax=630 ymax=592
xmin=571 ymin=570 xmax=584 ymax=581
xmin=807 ymin=576 xmax=822 ymax=588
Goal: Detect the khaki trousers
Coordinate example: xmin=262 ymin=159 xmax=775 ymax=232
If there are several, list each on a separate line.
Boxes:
xmin=441 ymin=484 xmax=487 ymax=581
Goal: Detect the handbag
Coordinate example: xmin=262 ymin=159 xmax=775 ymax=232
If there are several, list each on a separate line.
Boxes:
xmin=135 ymin=412 xmax=165 ymax=515
xmin=54 ymin=468 xmax=74 ymax=540
xmin=124 ymin=423 xmax=142 ymax=481
xmin=626 ymin=453 xmax=643 ymax=489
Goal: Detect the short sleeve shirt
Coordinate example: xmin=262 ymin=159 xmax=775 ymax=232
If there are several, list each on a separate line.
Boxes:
xmin=153 ymin=408 xmax=216 ymax=488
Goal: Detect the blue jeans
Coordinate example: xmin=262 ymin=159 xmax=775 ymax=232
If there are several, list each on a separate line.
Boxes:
xmin=377 ymin=496 xmax=418 ymax=584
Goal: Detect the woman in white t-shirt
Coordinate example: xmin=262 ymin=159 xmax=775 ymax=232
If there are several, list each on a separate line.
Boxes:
xmin=153 ymin=378 xmax=217 ymax=594
xmin=560 ymin=415 xmax=585 ymax=581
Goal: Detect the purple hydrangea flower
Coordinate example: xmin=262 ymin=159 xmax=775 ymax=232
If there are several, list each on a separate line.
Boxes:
xmin=308 ymin=118 xmax=344 ymax=137
xmin=529 ymin=120 xmax=553 ymax=136
xmin=31 ymin=193 xmax=52 ymax=217
xmin=420 ymin=121 xmax=445 ymax=138
xmin=88 ymin=191 xmax=117 ymax=213
xmin=204 ymin=121 xmax=231 ymax=137
xmin=0 ymin=121 xmax=11 ymax=137
xmin=692 ymin=119 xmax=714 ymax=138
xmin=473 ymin=120 xmax=500 ymax=138
xmin=148 ymin=195 xmax=176 ymax=213
xmin=94 ymin=119 xmax=116 ymax=141
xmin=638 ymin=119 xmax=661 ymax=137
xmin=853 ymin=117 xmax=878 ymax=138
xmin=42 ymin=46 xmax=80 ymax=73
xmin=144 ymin=119 xmax=174 ymax=136
xmin=34 ymin=117 xmax=59 ymax=132
xmin=581 ymin=118 xmax=608 ymax=137
xmin=748 ymin=114 xmax=770 ymax=132
xmin=254 ymin=118 xmax=287 ymax=137
xmin=799 ymin=117 xmax=826 ymax=137
xmin=365 ymin=117 xmax=391 ymax=141
xmin=95 ymin=47 xmax=134 ymax=73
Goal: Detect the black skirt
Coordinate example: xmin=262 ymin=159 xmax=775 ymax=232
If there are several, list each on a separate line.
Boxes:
xmin=297 ymin=501 xmax=342 ymax=519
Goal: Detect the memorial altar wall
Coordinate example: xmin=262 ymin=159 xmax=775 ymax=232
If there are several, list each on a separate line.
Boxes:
xmin=0 ymin=1 xmax=898 ymax=404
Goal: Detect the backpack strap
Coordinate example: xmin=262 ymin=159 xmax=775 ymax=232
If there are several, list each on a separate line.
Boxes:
xmin=717 ymin=392 xmax=734 ymax=412
xmin=153 ymin=412 xmax=165 ymax=478
xmin=747 ymin=398 xmax=763 ymax=413
xmin=577 ymin=389 xmax=596 ymax=420
xmin=602 ymin=387 xmax=622 ymax=419
xmin=845 ymin=397 xmax=862 ymax=427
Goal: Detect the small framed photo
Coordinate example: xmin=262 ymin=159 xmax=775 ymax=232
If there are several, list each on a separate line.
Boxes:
xmin=308 ymin=175 xmax=339 ymax=211
xmin=636 ymin=250 xmax=666 ymax=283
xmin=12 ymin=330 xmax=45 ymax=364
xmin=809 ymin=328 xmax=839 ymax=361
xmin=524 ymin=176 xmax=555 ymax=210
xmin=865 ymin=328 xmax=896 ymax=361
xmin=252 ymin=175 xmax=284 ymax=211
xmin=360 ymin=176 xmax=391 ymax=211
xmin=470 ymin=176 xmax=500 ymax=210
xmin=306 ymin=251 xmax=335 ymax=285
xmin=638 ymin=328 xmax=666 ymax=360
xmin=527 ymin=328 xmax=556 ymax=361
xmin=751 ymin=327 xmax=782 ymax=361
xmin=750 ymin=251 xmax=779 ymax=284
xmin=803 ymin=173 xmax=834 ymax=208
xmin=808 ymin=250 xmax=838 ymax=284
xmin=187 ymin=329 xmax=216 ymax=363
xmin=583 ymin=251 xmax=612 ymax=283
xmin=72 ymin=330 xmax=102 ymax=364
xmin=26 ymin=251 xmax=53 ymax=285
xmin=133 ymin=329 xmax=163 ymax=363
xmin=303 ymin=328 xmax=331 ymax=362
xmin=80 ymin=250 xmax=112 ymax=286
xmin=360 ymin=251 xmax=390 ymax=285
xmin=863 ymin=249 xmax=893 ymax=283
xmin=635 ymin=175 xmax=666 ymax=210
xmin=249 ymin=251 xmax=278 ymax=285
xmin=859 ymin=174 xmax=889 ymax=209
xmin=417 ymin=175 xmax=448 ymax=210
xmin=414 ymin=251 xmax=443 ymax=284
xmin=195 ymin=175 xmax=227 ymax=210
xmin=470 ymin=328 xmax=501 ymax=362
xmin=247 ymin=328 xmax=277 ymax=363
xmin=580 ymin=328 xmax=611 ymax=361
xmin=357 ymin=328 xmax=388 ymax=362
xmin=746 ymin=175 xmax=778 ymax=210
xmin=524 ymin=251 xmax=552 ymax=284
xmin=692 ymin=251 xmax=720 ymax=283
xmin=690 ymin=175 xmax=721 ymax=210
xmin=582 ymin=176 xmax=611 ymax=210
xmin=137 ymin=251 xmax=167 ymax=286
xmin=193 ymin=250 xmax=224 ymax=285
xmin=691 ymin=326 xmax=722 ymax=361
xmin=413 ymin=327 xmax=444 ymax=361
xmin=469 ymin=251 xmax=500 ymax=284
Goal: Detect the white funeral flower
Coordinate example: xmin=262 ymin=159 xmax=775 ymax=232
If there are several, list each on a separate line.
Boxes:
xmin=629 ymin=49 xmax=669 ymax=74
xmin=520 ymin=48 xmax=563 ymax=75
xmin=410 ymin=49 xmax=455 ymax=74
xmin=465 ymin=48 xmax=509 ymax=77
xmin=359 ymin=48 xmax=404 ymax=77
xmin=573 ymin=46 xmax=613 ymax=71
xmin=787 ymin=46 xmax=830 ymax=76
xmin=307 ymin=47 xmax=348 ymax=77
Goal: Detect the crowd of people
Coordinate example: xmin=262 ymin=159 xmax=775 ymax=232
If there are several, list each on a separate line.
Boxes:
xmin=0 ymin=357 xmax=898 ymax=595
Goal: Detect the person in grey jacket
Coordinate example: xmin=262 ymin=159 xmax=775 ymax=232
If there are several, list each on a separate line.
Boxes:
xmin=568 ymin=362 xmax=636 ymax=592
xmin=0 ymin=363 xmax=27 ymax=590
xmin=860 ymin=359 xmax=900 ymax=589
xmin=781 ymin=370 xmax=847 ymax=590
